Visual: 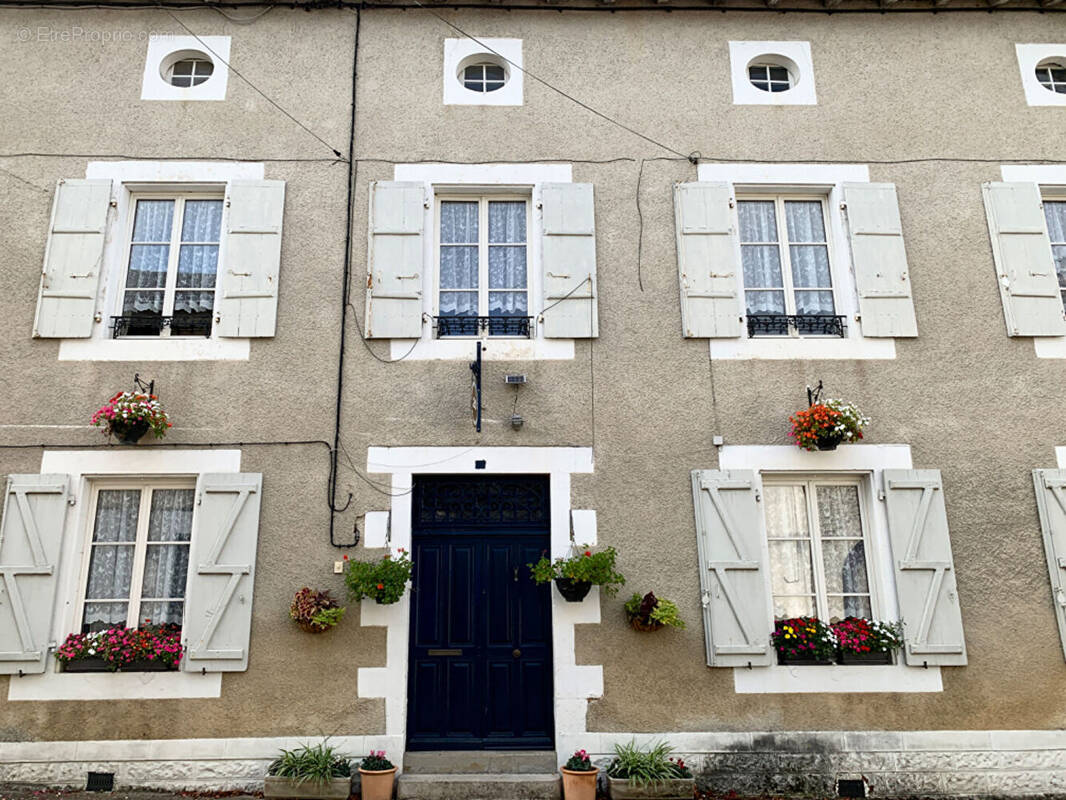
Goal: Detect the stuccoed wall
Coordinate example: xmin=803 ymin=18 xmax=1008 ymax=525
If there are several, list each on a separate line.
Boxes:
xmin=1 ymin=2 xmax=1065 ymax=755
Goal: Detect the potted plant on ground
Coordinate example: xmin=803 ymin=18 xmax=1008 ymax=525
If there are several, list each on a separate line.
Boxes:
xmin=357 ymin=750 xmax=397 ymax=800
xmin=624 ymin=592 xmax=686 ymax=633
xmin=344 ymin=548 xmax=412 ymax=605
xmin=290 ymin=587 xmax=345 ymax=633
xmin=771 ymin=617 xmax=837 ymax=666
xmin=55 ymin=624 xmax=183 ymax=672
xmin=560 ymin=748 xmax=599 ymax=800
xmin=528 ymin=545 xmax=625 ymax=602
xmin=789 ymin=398 xmax=869 ymax=451
xmin=91 ymin=391 xmax=171 ymax=444
xmin=605 ymin=740 xmax=694 ymax=799
xmin=264 ymin=741 xmax=352 ymax=799
xmin=831 ymin=617 xmax=903 ymax=665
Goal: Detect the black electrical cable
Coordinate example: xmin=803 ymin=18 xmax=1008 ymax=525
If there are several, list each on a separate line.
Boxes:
xmin=327 ymin=6 xmax=361 ymax=548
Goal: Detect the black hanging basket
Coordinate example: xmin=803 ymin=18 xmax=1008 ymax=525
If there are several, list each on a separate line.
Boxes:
xmin=554 ymin=578 xmax=592 ymax=602
xmin=110 ymin=419 xmax=151 ymax=444
xmin=815 ymin=433 xmax=844 ymax=451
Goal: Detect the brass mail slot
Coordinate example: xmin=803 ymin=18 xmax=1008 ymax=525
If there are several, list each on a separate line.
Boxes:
xmin=427 ymin=649 xmax=463 ymax=656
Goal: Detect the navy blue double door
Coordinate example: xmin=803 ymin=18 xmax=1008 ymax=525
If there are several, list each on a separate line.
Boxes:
xmin=407 ymin=476 xmax=554 ymax=751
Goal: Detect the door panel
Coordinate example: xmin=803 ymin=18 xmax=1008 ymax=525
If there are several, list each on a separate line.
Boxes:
xmin=407 ymin=476 xmax=553 ymax=751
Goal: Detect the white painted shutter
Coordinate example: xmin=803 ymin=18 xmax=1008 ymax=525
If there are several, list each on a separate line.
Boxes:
xmin=690 ymin=470 xmax=772 ymax=667
xmin=883 ymin=469 xmax=967 ymax=666
xmin=982 ymin=182 xmax=1066 ymax=337
xmin=0 ymin=475 xmax=69 ymax=675
xmin=33 ymin=179 xmax=111 ymax=338
xmin=365 ymin=181 xmax=425 ymax=339
xmin=842 ymin=182 xmax=918 ymax=338
xmin=1031 ymin=470 xmax=1066 ymax=661
xmin=541 ymin=183 xmax=598 ymax=338
xmin=182 ymin=473 xmax=262 ymax=672
xmin=674 ymin=183 xmax=742 ymax=338
xmin=215 ymin=180 xmax=286 ymax=338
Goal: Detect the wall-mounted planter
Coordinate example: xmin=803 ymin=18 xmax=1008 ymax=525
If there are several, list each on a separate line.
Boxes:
xmin=555 ymin=578 xmax=592 ymax=602
xmin=263 ymin=776 xmax=352 ymax=800
xmin=837 ymin=650 xmax=894 ymax=666
xmin=606 ymin=776 xmax=696 ymax=800
xmin=62 ymin=657 xmax=175 ymax=673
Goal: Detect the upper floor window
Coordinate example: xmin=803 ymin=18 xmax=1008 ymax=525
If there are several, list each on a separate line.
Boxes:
xmin=1044 ymin=198 xmax=1066 ymax=308
xmin=118 ymin=195 xmax=223 ymax=338
xmin=79 ymin=481 xmax=194 ymax=633
xmin=763 ymin=477 xmax=873 ymax=621
xmin=463 ymin=63 xmax=506 ymax=93
xmin=436 ymin=195 xmax=530 ymax=338
xmin=748 ymin=64 xmax=792 ymax=93
xmin=738 ymin=195 xmax=839 ymax=337
xmin=1036 ymin=61 xmax=1066 ymax=95
xmin=167 ymin=57 xmax=214 ymax=87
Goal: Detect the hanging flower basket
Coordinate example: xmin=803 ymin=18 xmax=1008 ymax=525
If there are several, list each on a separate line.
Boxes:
xmin=91 ymin=391 xmax=171 ymax=444
xmin=344 ymin=549 xmax=412 ymax=605
xmin=789 ymin=399 xmax=869 ymax=452
xmin=528 ymin=545 xmax=625 ymax=602
xmin=624 ymin=592 xmax=685 ymax=632
xmin=290 ymin=587 xmax=345 ymax=633
xmin=554 ymin=577 xmax=592 ymax=602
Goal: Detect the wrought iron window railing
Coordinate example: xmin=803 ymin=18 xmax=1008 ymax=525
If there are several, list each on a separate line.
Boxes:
xmin=434 ymin=315 xmax=534 ymax=339
xmin=746 ymin=314 xmax=847 ymax=339
xmin=111 ymin=314 xmax=213 ymax=339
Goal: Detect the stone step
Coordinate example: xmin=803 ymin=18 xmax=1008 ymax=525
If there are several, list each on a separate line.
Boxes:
xmin=403 ymin=750 xmax=557 ymax=775
xmin=396 ymin=773 xmax=561 ymax=800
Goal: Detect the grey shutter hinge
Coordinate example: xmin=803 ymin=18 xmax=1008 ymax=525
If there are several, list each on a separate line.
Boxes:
xmin=840 ymin=201 xmax=847 ymax=210
xmin=94 ymin=312 xmax=102 ymax=323
xmin=109 ymin=199 xmax=117 ymax=208
xmin=878 ymin=489 xmax=886 ymax=501
xmin=67 ymin=494 xmax=77 ymax=506
xmin=755 ymin=490 xmax=761 ymax=502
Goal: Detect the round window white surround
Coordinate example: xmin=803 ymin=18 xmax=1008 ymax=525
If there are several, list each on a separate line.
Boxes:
xmin=456 ymin=53 xmax=510 ymax=94
xmin=159 ymin=49 xmax=215 ymax=87
xmin=746 ymin=54 xmax=800 ymax=93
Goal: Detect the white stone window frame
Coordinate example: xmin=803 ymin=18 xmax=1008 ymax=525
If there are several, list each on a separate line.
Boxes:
xmin=433 ymin=192 xmax=533 ymax=338
xmin=57 ymin=161 xmax=264 ymax=362
xmin=390 ymin=163 xmax=576 ymax=360
xmin=697 ymin=162 xmax=895 ymax=360
xmin=1001 ymin=165 xmax=1066 ymax=359
xmin=1015 ymin=44 xmax=1066 ymax=108
xmin=718 ymin=444 xmax=942 ymax=694
xmin=141 ymin=35 xmax=231 ymax=102
xmin=358 ymin=446 xmax=600 ymax=769
xmin=7 ymin=449 xmax=242 ymax=702
xmin=729 ymin=41 xmax=817 ymax=106
xmin=443 ymin=38 xmax=523 ymax=107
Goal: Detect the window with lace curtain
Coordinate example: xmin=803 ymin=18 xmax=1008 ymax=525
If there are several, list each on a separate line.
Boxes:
xmin=116 ymin=195 xmax=223 ymax=338
xmin=77 ymin=482 xmax=195 ymax=633
xmin=762 ymin=477 xmax=875 ymax=622
xmin=436 ymin=195 xmax=530 ymax=337
xmin=737 ymin=195 xmax=837 ymax=336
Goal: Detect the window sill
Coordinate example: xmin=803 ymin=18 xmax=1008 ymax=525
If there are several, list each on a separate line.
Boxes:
xmin=733 ymin=662 xmax=942 ymax=694
xmin=1034 ymin=337 xmax=1066 ymax=359
xmin=389 ymin=337 xmax=575 ymax=361
xmin=58 ymin=337 xmax=250 ymax=362
xmin=709 ymin=335 xmax=895 ymax=361
xmin=7 ymin=667 xmax=222 ymax=701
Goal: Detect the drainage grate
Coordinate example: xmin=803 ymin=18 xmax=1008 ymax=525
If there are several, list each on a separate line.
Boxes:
xmin=86 ymin=772 xmax=115 ymax=792
xmin=837 ymin=778 xmax=866 ymax=798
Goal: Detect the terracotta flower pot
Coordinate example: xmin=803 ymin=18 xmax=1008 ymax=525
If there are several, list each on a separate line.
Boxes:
xmin=561 ymin=766 xmax=599 ymax=800
xmin=110 ymin=419 xmax=150 ymax=444
xmin=358 ymin=766 xmax=397 ymax=800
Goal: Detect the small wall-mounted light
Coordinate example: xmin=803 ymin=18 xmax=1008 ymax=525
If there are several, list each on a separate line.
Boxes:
xmin=504 ymin=374 xmax=527 ymax=384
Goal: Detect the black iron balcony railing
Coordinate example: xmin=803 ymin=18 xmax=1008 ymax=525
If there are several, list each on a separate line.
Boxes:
xmin=434 ymin=315 xmax=534 ymax=339
xmin=111 ymin=314 xmax=213 ymax=339
xmin=746 ymin=314 xmax=847 ymax=339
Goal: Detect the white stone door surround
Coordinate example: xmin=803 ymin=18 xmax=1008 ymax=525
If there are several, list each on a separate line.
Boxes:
xmin=359 ymin=446 xmax=602 ymax=768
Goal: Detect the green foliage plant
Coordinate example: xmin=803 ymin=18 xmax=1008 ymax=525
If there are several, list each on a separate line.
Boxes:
xmin=344 ymin=548 xmax=413 ymax=605
xmin=267 ymin=741 xmax=351 ymax=785
xmin=359 ymin=750 xmax=395 ymax=771
xmin=606 ymin=740 xmax=692 ymax=787
xmin=564 ymin=749 xmax=595 ymax=772
xmin=289 ymin=587 xmax=345 ymax=633
xmin=527 ymin=545 xmax=625 ymax=597
xmin=624 ymin=592 xmax=686 ymax=631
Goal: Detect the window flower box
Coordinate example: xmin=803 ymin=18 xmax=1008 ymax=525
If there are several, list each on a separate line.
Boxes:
xmin=776 ymin=653 xmax=836 ymax=667
xmin=62 ymin=657 xmax=176 ymax=673
xmin=837 ymin=650 xmax=894 ymax=666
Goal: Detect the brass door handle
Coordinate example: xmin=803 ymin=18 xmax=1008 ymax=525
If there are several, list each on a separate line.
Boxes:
xmin=512 ymin=649 xmax=522 ymax=658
